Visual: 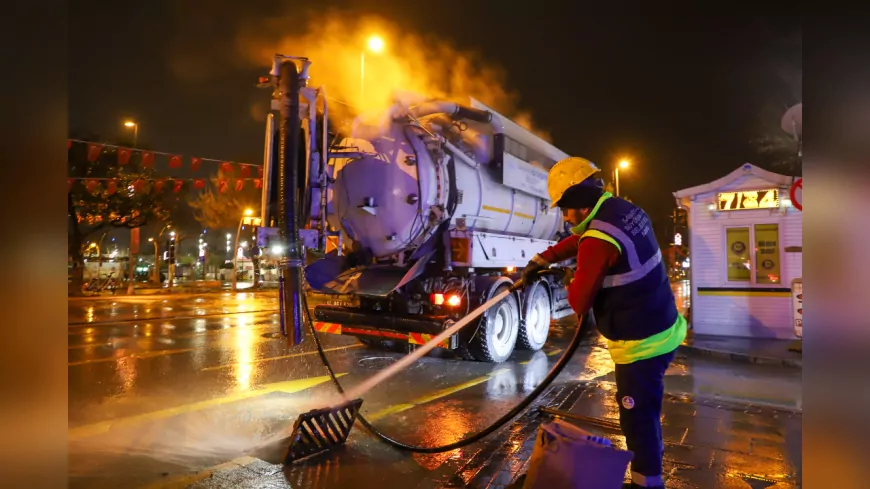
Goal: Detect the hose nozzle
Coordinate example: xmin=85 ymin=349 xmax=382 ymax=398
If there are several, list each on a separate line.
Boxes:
xmin=508 ymin=278 xmax=525 ymax=293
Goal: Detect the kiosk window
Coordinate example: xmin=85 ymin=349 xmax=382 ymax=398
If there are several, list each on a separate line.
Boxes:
xmin=726 ymin=227 xmax=751 ymax=281
xmin=755 ymin=223 xmax=781 ymax=284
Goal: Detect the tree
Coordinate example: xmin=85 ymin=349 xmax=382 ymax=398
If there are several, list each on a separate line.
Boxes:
xmin=751 ymin=102 xmax=801 ymax=175
xmin=188 ymin=169 xmax=263 ymax=286
xmin=187 ymin=169 xmax=261 ymax=229
xmin=67 ymin=138 xmax=171 ymax=295
xmin=206 ymin=253 xmax=227 ymax=280
xmin=750 ymin=27 xmax=801 ymax=175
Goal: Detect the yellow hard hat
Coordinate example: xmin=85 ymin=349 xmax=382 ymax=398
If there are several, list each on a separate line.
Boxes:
xmin=547 ymin=157 xmax=601 ymax=208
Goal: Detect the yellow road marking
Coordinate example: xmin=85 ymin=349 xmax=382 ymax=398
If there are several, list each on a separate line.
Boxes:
xmin=141 ymin=456 xmax=260 ymax=489
xmin=200 ymin=344 xmax=363 ymax=372
xmin=68 ymin=309 xmax=279 ymax=329
xmin=172 ymin=323 xmax=276 ymax=340
xmin=68 ymin=321 xmax=277 ymax=341
xmin=68 ymin=323 xmax=276 ymax=349
xmin=68 ymin=348 xmax=195 ymax=366
xmin=518 ymin=348 xmax=563 ymax=364
xmin=68 ymin=342 xmax=112 ymax=350
xmin=515 ymin=212 xmax=535 ymax=219
xmin=68 ymin=374 xmax=345 ymax=441
xmin=366 ymin=368 xmax=510 ymax=421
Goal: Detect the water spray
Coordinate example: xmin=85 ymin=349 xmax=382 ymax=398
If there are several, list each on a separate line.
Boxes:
xmin=281 ymin=266 xmax=590 ymax=464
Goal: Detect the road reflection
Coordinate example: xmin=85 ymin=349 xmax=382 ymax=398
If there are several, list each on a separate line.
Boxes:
xmin=671 ymin=279 xmax=690 ymax=316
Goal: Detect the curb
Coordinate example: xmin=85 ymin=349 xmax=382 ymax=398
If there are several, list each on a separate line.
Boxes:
xmin=677 ymin=343 xmax=802 ymax=369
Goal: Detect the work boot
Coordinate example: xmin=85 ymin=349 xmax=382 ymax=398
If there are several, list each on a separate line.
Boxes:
xmin=506 ymin=474 xmax=526 ymax=489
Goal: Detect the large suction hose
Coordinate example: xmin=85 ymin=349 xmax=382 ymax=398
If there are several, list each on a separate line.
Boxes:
xmin=278 ymin=60 xmax=305 ymax=346
xmin=302 ymin=272 xmax=586 ymax=453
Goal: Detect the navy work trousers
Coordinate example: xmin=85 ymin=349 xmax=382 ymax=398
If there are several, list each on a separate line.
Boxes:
xmin=614 ymin=349 xmax=676 ymax=480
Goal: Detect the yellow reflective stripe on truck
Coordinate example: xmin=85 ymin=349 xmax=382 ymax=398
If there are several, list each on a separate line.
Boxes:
xmin=482 ymin=205 xmax=511 ymax=214
xmin=408 ymin=332 xmax=450 ymax=349
xmin=482 ymin=205 xmax=534 ymax=220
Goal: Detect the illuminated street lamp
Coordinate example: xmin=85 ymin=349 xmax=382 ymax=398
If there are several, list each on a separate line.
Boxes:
xmin=147 ymin=237 xmax=159 ymax=285
xmin=232 ymin=208 xmax=258 ymax=291
xmin=360 ymin=35 xmax=385 ymax=109
xmin=615 ymin=159 xmax=630 ymax=197
xmin=88 ymin=242 xmax=100 ymax=261
xmin=123 ymin=120 xmax=139 ymax=147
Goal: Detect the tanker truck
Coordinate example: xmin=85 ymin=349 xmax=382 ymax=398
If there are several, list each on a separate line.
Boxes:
xmin=259 ymin=58 xmax=592 ymax=362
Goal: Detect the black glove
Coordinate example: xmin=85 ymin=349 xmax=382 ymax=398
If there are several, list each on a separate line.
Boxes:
xmin=520 ymin=259 xmax=545 ymax=286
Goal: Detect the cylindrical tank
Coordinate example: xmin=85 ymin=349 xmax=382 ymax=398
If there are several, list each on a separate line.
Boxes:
xmin=329 ymin=112 xmax=563 ymax=259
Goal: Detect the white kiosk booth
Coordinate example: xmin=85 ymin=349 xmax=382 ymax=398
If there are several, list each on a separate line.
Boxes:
xmin=673 ymin=163 xmax=802 ymax=338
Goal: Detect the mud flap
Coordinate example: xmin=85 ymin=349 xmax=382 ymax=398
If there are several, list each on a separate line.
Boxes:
xmin=284 ymin=398 xmax=364 ymax=464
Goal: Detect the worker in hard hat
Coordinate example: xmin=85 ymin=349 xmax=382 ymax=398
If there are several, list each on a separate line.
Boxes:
xmin=520 ymin=157 xmax=687 ymax=489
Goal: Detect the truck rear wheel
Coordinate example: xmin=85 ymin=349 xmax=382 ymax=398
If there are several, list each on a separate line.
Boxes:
xmin=517 ymin=282 xmax=551 ymax=351
xmin=459 ymin=285 xmax=519 ymax=363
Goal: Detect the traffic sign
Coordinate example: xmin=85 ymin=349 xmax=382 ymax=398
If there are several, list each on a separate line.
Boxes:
xmin=789 ymin=178 xmax=802 ymax=211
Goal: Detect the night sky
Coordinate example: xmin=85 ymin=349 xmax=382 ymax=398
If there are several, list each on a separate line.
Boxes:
xmin=69 ymin=2 xmax=801 ymax=244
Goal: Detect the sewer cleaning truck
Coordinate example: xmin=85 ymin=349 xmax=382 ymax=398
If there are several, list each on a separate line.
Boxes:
xmin=259 ymin=57 xmax=592 ymax=363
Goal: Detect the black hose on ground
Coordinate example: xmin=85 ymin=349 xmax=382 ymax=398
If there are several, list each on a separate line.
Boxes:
xmin=300 ymin=278 xmax=587 ymax=453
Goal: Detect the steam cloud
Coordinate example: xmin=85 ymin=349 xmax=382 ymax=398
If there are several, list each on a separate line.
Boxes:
xmin=234 ymin=10 xmax=551 ymax=141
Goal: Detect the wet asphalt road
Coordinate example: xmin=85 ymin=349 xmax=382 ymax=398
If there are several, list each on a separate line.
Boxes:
xmin=68 ymin=285 xmax=800 ymax=488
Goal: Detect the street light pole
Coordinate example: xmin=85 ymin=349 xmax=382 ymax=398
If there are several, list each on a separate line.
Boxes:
xmin=615 ymin=159 xmax=630 ymax=197
xmin=124 ymin=120 xmax=139 ymax=147
xmin=89 ymin=242 xmax=100 ymax=266
xmin=96 ymin=231 xmax=109 ymax=270
xmin=615 ymin=167 xmax=621 ymax=197
xmin=232 ymin=209 xmax=254 ymax=292
xmin=153 ymin=225 xmax=171 ymax=286
xmin=148 ymin=238 xmax=158 ymax=285
xmin=168 ymin=231 xmax=178 ymax=290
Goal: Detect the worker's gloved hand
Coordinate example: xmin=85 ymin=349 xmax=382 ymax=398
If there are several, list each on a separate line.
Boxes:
xmin=519 ymin=258 xmax=545 ymax=287
xmin=561 ymin=268 xmax=575 ymax=288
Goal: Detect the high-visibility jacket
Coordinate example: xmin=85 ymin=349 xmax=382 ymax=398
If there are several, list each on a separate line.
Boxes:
xmin=536 ymin=192 xmax=686 ymax=364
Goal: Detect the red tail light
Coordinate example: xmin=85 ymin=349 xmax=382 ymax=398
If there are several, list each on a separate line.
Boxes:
xmin=431 ymin=293 xmax=445 ymax=305
xmin=446 ymin=295 xmax=461 ymax=307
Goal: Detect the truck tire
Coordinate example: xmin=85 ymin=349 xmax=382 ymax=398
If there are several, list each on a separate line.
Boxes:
xmin=459 ymin=285 xmax=520 ymax=363
xmin=517 ymin=282 xmax=551 ymax=351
